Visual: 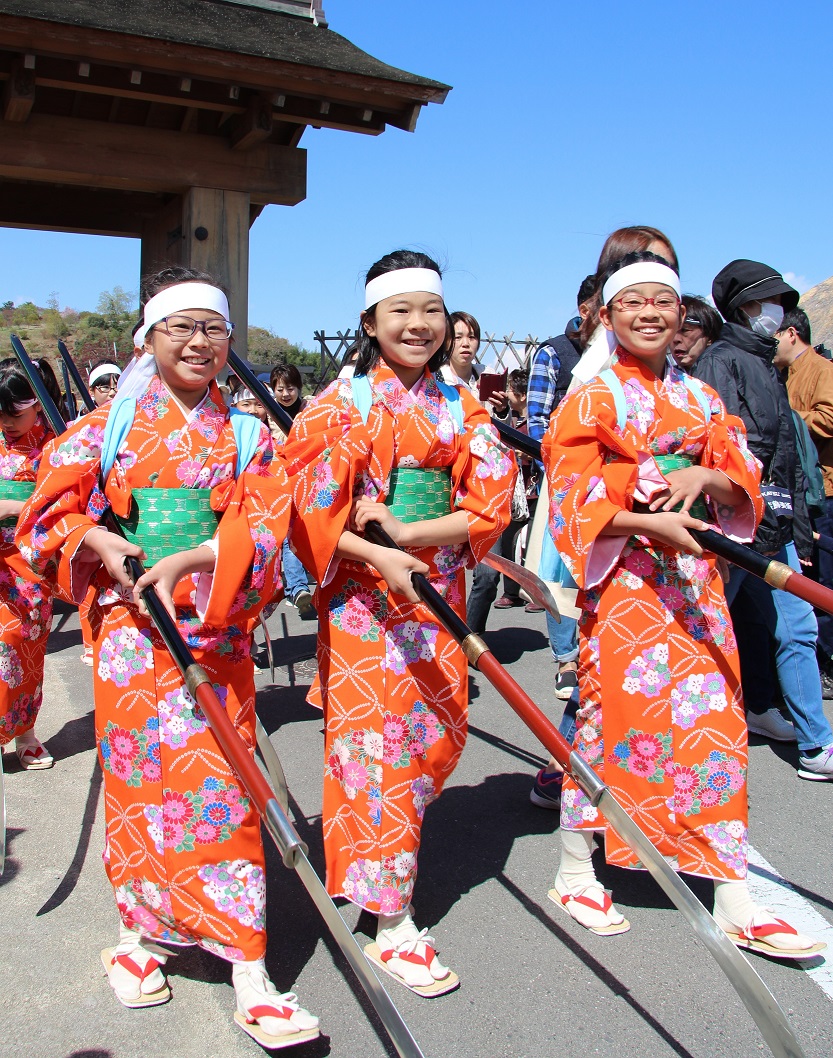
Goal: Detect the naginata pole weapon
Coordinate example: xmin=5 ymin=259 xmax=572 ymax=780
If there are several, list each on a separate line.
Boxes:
xmin=362 ymin=519 xmax=806 ymax=1058
xmin=57 ymin=339 xmax=94 ymax=413
xmin=491 ymin=416 xmax=833 ymax=616
xmin=10 ymin=334 xmax=428 ymax=1058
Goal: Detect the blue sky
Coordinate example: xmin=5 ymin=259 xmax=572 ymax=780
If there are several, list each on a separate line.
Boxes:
xmin=1 ymin=0 xmax=831 ymax=348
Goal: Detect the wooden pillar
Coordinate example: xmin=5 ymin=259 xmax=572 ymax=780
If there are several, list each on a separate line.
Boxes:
xmin=183 ymin=187 xmax=250 ymax=356
xmin=139 ymin=188 xmax=251 ymax=355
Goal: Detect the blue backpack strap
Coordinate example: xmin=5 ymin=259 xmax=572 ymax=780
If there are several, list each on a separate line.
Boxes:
xmin=435 ymin=378 xmax=464 ymax=432
xmin=229 ymin=407 xmax=262 ymax=477
xmin=598 ymin=368 xmax=627 ymax=432
xmin=100 ymin=396 xmax=137 ymax=479
xmin=350 ymin=373 xmax=373 ymax=425
xmin=683 ymin=374 xmax=712 ymax=423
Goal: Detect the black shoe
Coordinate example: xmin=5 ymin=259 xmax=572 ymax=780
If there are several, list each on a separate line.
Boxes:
xmin=529 ymin=768 xmax=563 ymax=809
xmin=822 ymin=669 xmax=833 ymax=700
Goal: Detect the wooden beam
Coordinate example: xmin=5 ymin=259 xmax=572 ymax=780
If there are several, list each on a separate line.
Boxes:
xmin=3 ymin=57 xmax=35 ymax=122
xmin=0 ymin=181 xmax=171 ymax=237
xmin=230 ymin=94 xmax=273 ymax=151
xmin=0 ymin=113 xmax=307 ymax=205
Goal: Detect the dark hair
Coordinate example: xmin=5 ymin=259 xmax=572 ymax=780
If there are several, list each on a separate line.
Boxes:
xmin=597 ymin=250 xmax=680 ymax=301
xmin=88 ymin=356 xmax=122 ymax=390
xmin=577 ymin=274 xmax=596 ymax=310
xmin=355 ymin=250 xmax=452 ymax=376
xmin=777 ymin=307 xmax=812 ymax=345
xmin=579 ymin=226 xmax=678 ymax=347
xmin=508 ymin=368 xmax=528 ymax=396
xmin=270 ymin=362 xmax=303 ymax=391
xmin=681 ymin=295 xmax=723 ymax=344
xmin=0 ymin=356 xmax=62 ymax=418
xmin=140 ymin=266 xmax=226 ymax=304
xmin=449 ymin=310 xmax=481 ymax=344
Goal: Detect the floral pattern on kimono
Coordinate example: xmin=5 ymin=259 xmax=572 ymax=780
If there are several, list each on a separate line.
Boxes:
xmin=543 ymin=351 xmax=764 ymax=881
xmin=0 ymin=415 xmax=54 ymax=744
xmin=283 ymin=362 xmax=515 ymax=912
xmin=15 ymin=378 xmax=291 ymax=959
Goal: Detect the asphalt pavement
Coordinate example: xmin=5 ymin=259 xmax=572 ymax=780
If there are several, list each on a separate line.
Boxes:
xmin=2 ymin=591 xmax=833 ymax=1058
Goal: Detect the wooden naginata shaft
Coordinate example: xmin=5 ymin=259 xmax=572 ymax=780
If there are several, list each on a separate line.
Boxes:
xmin=491 ymin=416 xmax=833 ymax=616
xmin=11 ymin=334 xmax=428 ymax=1058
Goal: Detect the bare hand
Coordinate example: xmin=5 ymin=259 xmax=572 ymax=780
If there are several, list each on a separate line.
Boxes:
xmin=642 ymin=511 xmax=706 ymax=556
xmin=372 ymin=548 xmax=429 ymax=603
xmin=351 ymin=497 xmax=405 ymax=543
xmin=0 ymin=499 xmax=24 ymax=521
xmin=487 ymin=390 xmax=509 ymax=413
xmin=133 ymin=560 xmax=180 ymax=621
xmin=650 ymin=466 xmax=711 ymax=514
xmin=81 ymin=527 xmax=145 ymax=588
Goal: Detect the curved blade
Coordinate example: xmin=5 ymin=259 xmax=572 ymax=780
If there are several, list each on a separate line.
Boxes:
xmin=483 ymin=552 xmax=561 ymax=622
xmin=262 ymin=799 xmax=427 ymax=1058
xmin=258 ymin=613 xmax=275 ymax=682
xmin=570 ymin=753 xmax=807 ymax=1058
xmin=255 ymin=718 xmax=289 ymax=815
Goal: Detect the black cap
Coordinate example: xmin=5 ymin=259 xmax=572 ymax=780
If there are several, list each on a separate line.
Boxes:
xmin=712 ymin=259 xmax=799 ymax=320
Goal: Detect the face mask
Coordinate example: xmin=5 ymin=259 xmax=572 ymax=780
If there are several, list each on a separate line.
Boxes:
xmin=748 ymin=301 xmax=785 ymax=337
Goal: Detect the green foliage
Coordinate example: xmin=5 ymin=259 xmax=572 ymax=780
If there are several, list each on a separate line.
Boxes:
xmin=247 ymin=325 xmax=317 ymax=370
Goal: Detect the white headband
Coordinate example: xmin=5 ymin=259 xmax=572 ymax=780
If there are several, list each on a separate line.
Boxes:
xmin=602 ymin=262 xmax=681 ymax=306
xmin=13 ymin=398 xmax=37 ymax=412
xmin=88 ymin=363 xmax=122 ymax=388
xmin=134 ymin=282 xmax=230 ymax=345
xmin=364 ymin=267 xmax=444 ymax=309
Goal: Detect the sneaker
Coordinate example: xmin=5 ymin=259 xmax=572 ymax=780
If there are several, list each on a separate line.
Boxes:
xmin=747 ymin=708 xmax=797 ymax=743
xmin=798 ymin=744 xmax=833 ymax=781
xmin=529 ymin=768 xmax=563 ymax=809
xmin=493 ymin=594 xmax=524 ymax=609
xmin=292 ymin=589 xmax=316 ymax=620
xmin=821 ymin=669 xmax=833 ymax=701
xmin=554 ymin=665 xmax=578 ymax=700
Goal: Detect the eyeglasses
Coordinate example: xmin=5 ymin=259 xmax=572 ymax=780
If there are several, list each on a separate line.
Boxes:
xmin=613 ymin=294 xmax=681 ymax=312
xmin=91 ymin=382 xmax=118 ymax=393
xmin=155 ymin=315 xmax=234 ymax=340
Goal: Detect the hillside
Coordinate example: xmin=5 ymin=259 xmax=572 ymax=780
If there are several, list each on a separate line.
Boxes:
xmin=800 ymin=276 xmax=833 ymax=348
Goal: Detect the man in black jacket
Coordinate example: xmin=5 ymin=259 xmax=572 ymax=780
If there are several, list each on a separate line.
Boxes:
xmin=691 ymin=260 xmax=833 ymax=780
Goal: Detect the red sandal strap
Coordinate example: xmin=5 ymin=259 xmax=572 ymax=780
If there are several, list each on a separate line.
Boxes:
xmin=380 ymin=944 xmax=436 ymax=968
xmin=113 ymin=953 xmax=160 ymax=981
xmin=744 ymin=919 xmax=797 ymax=940
xmin=561 ymin=891 xmax=612 ymax=914
xmin=245 ymin=1003 xmax=295 ymax=1023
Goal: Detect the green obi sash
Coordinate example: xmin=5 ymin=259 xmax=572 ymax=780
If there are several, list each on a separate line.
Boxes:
xmin=115 ymin=488 xmax=220 ymax=563
xmin=385 ymin=468 xmax=452 ymax=524
xmin=653 ymin=454 xmax=710 ymax=522
xmin=0 ymin=479 xmax=35 ymax=529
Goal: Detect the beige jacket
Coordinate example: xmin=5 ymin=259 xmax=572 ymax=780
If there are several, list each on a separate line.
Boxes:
xmin=787 ymin=347 xmax=833 ymax=496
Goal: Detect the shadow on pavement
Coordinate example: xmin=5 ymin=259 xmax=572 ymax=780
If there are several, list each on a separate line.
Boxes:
xmin=0 ymin=825 xmax=23 ymax=888
xmin=47 ymin=708 xmax=96 ymax=762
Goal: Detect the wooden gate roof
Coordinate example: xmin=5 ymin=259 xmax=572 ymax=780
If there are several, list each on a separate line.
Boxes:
xmin=0 ymin=0 xmax=450 ymax=235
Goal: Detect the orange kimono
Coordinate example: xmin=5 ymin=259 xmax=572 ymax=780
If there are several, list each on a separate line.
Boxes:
xmin=284 ymin=363 xmax=515 ymax=913
xmin=543 ymin=351 xmax=763 ymax=881
xmin=0 ymin=415 xmax=54 ymax=744
xmin=15 ymin=377 xmax=291 ymax=961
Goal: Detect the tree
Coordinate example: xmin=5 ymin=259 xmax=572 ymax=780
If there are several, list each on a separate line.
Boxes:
xmin=247 ymin=326 xmax=317 ymax=371
xmin=12 ymin=301 xmax=40 ymax=326
xmin=43 ymin=291 xmax=68 ymax=340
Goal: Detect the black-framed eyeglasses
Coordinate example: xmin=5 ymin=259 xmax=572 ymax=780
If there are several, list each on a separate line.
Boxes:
xmin=155 ymin=314 xmax=234 ymax=340
xmin=613 ymin=294 xmax=681 ymax=312
xmin=91 ymin=382 xmax=118 ymax=392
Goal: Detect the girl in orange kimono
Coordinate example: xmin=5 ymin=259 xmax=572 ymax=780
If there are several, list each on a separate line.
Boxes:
xmin=15 ymin=271 xmax=319 ymax=1049
xmin=284 ymin=250 xmax=515 ymax=995
xmin=0 ymin=357 xmax=60 ymax=769
xmin=542 ymin=251 xmax=823 ymax=958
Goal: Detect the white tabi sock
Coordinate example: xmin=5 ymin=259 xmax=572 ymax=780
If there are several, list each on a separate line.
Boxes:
xmin=555 ymin=829 xmax=598 ymax=893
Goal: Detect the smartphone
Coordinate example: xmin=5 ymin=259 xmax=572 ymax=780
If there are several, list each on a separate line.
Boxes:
xmin=478 ymin=369 xmax=508 ymax=404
